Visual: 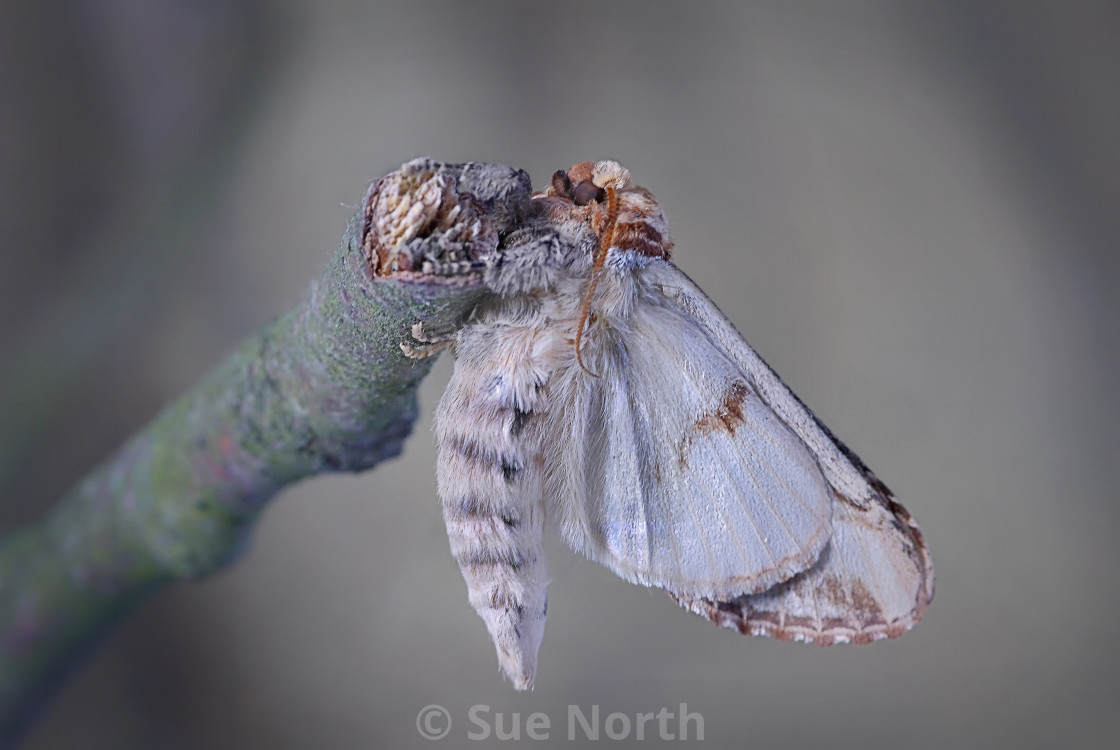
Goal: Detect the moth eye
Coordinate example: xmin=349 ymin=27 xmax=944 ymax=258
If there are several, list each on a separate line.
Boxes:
xmin=571 ymin=180 xmax=606 ymax=206
xmin=551 ymin=170 xmax=573 ymax=199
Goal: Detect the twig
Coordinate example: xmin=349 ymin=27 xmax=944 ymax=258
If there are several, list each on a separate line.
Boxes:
xmin=0 ymin=158 xmax=531 ymax=743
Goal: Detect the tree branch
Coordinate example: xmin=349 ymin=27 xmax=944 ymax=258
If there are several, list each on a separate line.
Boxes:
xmin=0 ymin=158 xmax=531 ymax=742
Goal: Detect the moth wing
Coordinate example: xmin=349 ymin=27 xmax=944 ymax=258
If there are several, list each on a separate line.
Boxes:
xmin=547 ymin=269 xmax=834 ymax=599
xmin=649 ymin=262 xmax=934 ymax=643
xmin=672 ymin=496 xmax=931 ymax=644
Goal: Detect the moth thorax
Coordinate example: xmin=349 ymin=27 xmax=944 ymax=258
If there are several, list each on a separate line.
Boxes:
xmin=608 ymin=207 xmax=673 ymax=260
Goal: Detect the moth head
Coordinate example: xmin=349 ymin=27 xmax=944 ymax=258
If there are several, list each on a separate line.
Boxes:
xmin=540 ymin=160 xmax=673 ymax=261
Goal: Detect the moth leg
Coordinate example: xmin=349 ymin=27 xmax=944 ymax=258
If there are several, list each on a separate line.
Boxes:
xmin=400 ymin=321 xmax=456 ymax=359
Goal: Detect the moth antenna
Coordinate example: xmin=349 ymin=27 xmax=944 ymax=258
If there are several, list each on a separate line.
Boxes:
xmin=575 ymin=185 xmax=620 ymax=377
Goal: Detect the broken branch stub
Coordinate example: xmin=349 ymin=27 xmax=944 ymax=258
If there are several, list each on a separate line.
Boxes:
xmin=362 ymin=158 xmax=532 ymax=281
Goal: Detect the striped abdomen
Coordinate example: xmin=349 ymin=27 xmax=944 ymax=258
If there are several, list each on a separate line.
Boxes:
xmin=434 ymin=324 xmax=550 ymax=690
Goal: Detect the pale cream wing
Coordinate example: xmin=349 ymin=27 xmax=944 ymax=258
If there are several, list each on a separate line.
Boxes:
xmin=546 ymin=286 xmax=834 ymax=600
xmin=651 ymin=262 xmax=933 ymax=641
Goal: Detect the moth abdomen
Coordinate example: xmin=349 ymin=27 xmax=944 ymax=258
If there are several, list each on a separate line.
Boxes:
xmin=509 ymin=407 xmax=534 ymax=437
xmin=436 ymin=364 xmax=550 ymax=690
xmin=443 ymin=432 xmax=524 ymax=483
xmin=450 ymin=492 xmax=521 ymax=527
xmin=441 ymin=485 xmax=548 ymax=690
xmin=460 ymin=545 xmax=535 ymax=573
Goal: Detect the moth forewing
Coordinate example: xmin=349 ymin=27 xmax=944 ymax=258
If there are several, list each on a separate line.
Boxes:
xmin=544 ymin=285 xmax=836 ymax=600
xmin=651 ymin=265 xmax=881 ymax=509
xmin=649 ymin=264 xmax=933 ymax=641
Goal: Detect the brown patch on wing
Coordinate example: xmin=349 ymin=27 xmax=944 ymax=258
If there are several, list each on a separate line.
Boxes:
xmin=812 ymin=574 xmax=887 ymax=630
xmin=850 ymin=580 xmax=887 ymax=627
xmin=695 ymin=380 xmax=750 ymax=433
xmin=820 ymin=574 xmax=846 ymax=607
xmin=678 ymin=381 xmax=751 ymax=469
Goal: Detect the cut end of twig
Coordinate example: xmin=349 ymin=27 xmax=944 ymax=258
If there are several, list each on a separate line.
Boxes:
xmin=361 ymin=158 xmax=531 ymax=284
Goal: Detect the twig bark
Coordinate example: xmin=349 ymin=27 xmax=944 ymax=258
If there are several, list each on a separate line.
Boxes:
xmin=0 ymin=159 xmax=530 ymax=743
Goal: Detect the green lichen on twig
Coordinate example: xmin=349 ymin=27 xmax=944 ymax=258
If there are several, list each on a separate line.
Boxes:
xmin=0 ymin=159 xmax=532 ymax=743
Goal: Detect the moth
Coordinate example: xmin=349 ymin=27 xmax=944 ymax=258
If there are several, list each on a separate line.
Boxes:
xmin=393 ymin=160 xmax=933 ymax=690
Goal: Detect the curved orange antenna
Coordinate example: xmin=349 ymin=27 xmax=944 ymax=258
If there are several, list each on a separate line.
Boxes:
xmin=575 ymin=185 xmax=620 ymax=376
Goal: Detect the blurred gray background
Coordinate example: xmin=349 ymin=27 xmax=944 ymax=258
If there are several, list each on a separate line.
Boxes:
xmin=2 ymin=1 xmax=1117 ymax=748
